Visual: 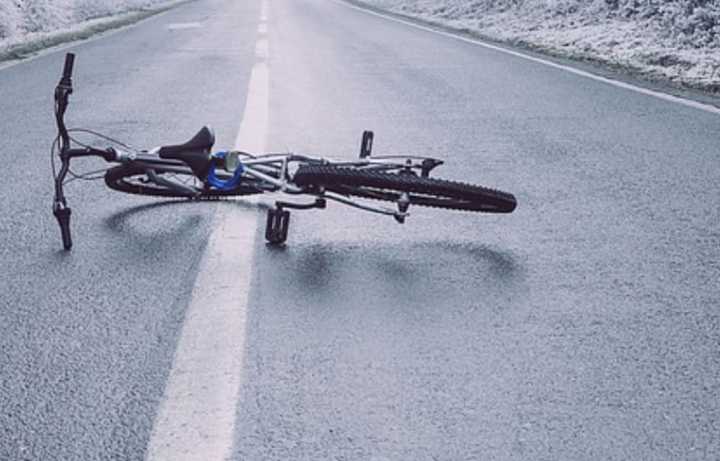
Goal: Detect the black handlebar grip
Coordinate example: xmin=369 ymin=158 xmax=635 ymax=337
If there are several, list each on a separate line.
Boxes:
xmin=54 ymin=207 xmax=73 ymax=250
xmin=62 ymin=53 xmax=75 ymax=82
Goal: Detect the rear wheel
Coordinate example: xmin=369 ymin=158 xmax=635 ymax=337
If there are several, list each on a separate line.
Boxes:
xmin=293 ymin=165 xmax=516 ymax=213
xmin=104 ymin=162 xmax=263 ymax=198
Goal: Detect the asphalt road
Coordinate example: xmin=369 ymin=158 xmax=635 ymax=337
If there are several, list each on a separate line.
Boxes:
xmin=1 ymin=0 xmax=719 ymax=459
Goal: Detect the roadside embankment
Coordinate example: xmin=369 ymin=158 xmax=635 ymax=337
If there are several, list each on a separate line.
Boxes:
xmin=0 ymin=0 xmax=186 ymax=61
xmin=351 ymin=0 xmax=720 ymax=93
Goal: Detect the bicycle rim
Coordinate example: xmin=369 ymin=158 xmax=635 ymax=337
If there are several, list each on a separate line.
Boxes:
xmin=293 ymin=165 xmax=516 ymax=213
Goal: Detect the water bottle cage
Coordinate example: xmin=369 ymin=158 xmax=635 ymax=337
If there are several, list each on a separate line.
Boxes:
xmin=206 ymin=151 xmax=245 ymax=191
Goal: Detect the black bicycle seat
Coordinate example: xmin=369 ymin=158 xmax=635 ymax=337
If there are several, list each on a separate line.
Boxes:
xmin=159 ymin=126 xmax=215 ymax=156
xmin=158 ymin=126 xmax=215 ymax=177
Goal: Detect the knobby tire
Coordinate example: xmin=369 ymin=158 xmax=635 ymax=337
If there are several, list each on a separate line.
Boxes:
xmin=293 ymin=165 xmax=516 ymax=213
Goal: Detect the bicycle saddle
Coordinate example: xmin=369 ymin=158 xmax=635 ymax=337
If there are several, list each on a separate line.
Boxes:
xmin=158 ymin=126 xmax=215 ymax=177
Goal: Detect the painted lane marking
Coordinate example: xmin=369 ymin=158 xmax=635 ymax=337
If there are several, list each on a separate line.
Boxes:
xmin=334 ymin=0 xmax=720 ymax=116
xmin=260 ymin=1 xmax=269 ymax=22
xmin=144 ymin=4 xmax=269 ymax=461
xmin=167 ymin=22 xmax=203 ymax=30
xmin=255 ymin=38 xmax=269 ymax=60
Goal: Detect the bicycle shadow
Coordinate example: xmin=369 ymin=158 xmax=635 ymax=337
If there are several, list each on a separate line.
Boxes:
xmin=105 ymin=198 xmax=268 ymax=229
xmin=258 ymin=239 xmax=526 ymax=313
xmin=102 ymin=198 xmax=268 ymax=263
xmin=233 ymin=238 xmax=528 ymax=460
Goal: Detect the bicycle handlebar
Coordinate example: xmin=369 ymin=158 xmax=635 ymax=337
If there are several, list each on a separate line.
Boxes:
xmin=52 ymin=53 xmax=134 ymax=249
xmin=53 ymin=53 xmax=77 ymax=250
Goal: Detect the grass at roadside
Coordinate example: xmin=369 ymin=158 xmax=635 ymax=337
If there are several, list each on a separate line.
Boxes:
xmin=0 ymin=0 xmax=190 ymax=63
xmin=347 ymin=0 xmax=720 ymax=95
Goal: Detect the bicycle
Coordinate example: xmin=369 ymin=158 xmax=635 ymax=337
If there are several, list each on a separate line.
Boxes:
xmin=51 ymin=53 xmax=517 ymax=249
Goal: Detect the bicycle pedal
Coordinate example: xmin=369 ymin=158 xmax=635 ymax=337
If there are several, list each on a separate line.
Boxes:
xmin=359 ymin=130 xmax=374 ymax=158
xmin=265 ymin=208 xmax=290 ymax=244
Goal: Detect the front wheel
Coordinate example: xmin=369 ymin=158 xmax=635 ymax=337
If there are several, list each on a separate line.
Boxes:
xmin=292 ymin=165 xmax=517 ymax=213
xmin=104 ymin=162 xmax=263 ymax=198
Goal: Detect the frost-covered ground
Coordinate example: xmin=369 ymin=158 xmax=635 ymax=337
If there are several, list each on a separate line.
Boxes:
xmin=0 ymin=0 xmax=179 ymax=59
xmin=354 ymin=0 xmax=720 ymax=93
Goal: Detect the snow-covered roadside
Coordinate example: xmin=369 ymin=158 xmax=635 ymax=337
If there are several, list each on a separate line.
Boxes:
xmin=350 ymin=0 xmax=720 ymax=94
xmin=0 ymin=0 xmax=188 ymax=62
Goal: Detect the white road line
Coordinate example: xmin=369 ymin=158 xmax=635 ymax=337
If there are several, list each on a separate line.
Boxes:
xmin=167 ymin=22 xmax=203 ymax=30
xmin=255 ymin=38 xmax=269 ymax=61
xmin=260 ymin=1 xmax=269 ymax=22
xmin=335 ymin=0 xmax=720 ymax=116
xmin=144 ymin=6 xmax=269 ymax=461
